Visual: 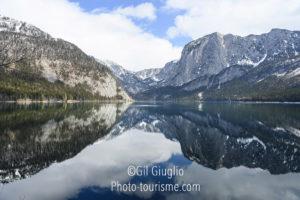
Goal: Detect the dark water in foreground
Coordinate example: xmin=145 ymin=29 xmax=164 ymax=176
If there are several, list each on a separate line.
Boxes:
xmin=0 ymin=102 xmax=300 ymax=200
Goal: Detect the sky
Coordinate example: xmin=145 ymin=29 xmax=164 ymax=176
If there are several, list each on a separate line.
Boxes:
xmin=1 ymin=0 xmax=300 ymax=71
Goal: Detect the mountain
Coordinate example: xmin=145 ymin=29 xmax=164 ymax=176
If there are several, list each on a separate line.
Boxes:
xmin=136 ymin=29 xmax=300 ymax=101
xmin=134 ymin=68 xmax=161 ymax=81
xmin=98 ymin=59 xmax=161 ymax=96
xmin=97 ymin=59 xmax=148 ymax=95
xmin=0 ymin=16 xmax=130 ymax=101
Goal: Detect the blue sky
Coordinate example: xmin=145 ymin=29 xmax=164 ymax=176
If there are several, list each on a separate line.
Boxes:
xmin=70 ymin=0 xmax=190 ymax=46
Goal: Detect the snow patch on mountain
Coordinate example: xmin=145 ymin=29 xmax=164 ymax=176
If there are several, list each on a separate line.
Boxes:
xmin=237 ymin=136 xmax=266 ymax=150
xmin=286 ymin=67 xmax=300 ymax=77
xmin=198 ymin=92 xmax=203 ymax=100
xmin=237 ymin=54 xmax=267 ymax=67
xmin=254 ymin=53 xmax=267 ymax=67
xmin=287 ymin=127 xmax=300 ymax=137
xmin=134 ymin=68 xmax=161 ymax=81
xmin=0 ymin=16 xmax=50 ymax=38
xmin=97 ymin=59 xmax=128 ymax=79
xmin=273 ymin=127 xmax=286 ymax=132
xmin=273 ymin=72 xmax=287 ymax=77
xmin=237 ymin=58 xmax=255 ymax=66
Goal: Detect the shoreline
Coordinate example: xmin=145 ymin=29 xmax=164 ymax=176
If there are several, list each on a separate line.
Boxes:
xmin=0 ymin=99 xmax=299 ymax=105
xmin=0 ymin=98 xmax=133 ymax=104
xmin=132 ymin=100 xmax=300 ymax=104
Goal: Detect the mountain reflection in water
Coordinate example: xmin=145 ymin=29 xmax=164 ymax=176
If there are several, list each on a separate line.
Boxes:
xmin=0 ymin=102 xmax=300 ymax=200
xmin=0 ymin=103 xmax=129 ymax=183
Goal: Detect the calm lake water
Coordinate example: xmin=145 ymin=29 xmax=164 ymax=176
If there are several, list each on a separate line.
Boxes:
xmin=0 ymin=102 xmax=300 ymax=200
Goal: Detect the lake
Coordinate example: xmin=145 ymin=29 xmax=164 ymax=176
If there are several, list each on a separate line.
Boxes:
xmin=0 ymin=102 xmax=300 ymax=200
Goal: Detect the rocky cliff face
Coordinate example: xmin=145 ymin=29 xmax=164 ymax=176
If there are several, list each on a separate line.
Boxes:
xmin=157 ymin=29 xmax=299 ymax=87
xmin=136 ymin=29 xmax=300 ymax=101
xmin=0 ymin=16 xmax=130 ymax=101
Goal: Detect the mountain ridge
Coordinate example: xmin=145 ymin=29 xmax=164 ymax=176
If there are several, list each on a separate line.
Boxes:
xmin=134 ymin=28 xmax=300 ymax=101
xmin=0 ymin=16 xmax=131 ymax=101
xmin=1 ymin=15 xmax=299 ymax=102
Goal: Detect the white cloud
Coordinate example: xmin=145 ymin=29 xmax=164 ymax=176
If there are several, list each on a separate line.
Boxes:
xmin=165 ymin=0 xmax=300 ymax=39
xmin=1 ymin=129 xmax=181 ymax=200
xmin=114 ymin=2 xmax=157 ymax=21
xmin=0 ymin=0 xmax=181 ymax=71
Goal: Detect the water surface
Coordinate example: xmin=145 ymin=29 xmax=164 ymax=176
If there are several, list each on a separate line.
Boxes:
xmin=0 ymin=102 xmax=300 ymax=200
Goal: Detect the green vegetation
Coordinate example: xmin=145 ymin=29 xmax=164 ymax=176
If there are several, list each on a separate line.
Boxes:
xmin=0 ymin=31 xmax=127 ymax=102
xmin=203 ymin=76 xmax=300 ymax=102
xmin=0 ymin=68 xmax=115 ymax=101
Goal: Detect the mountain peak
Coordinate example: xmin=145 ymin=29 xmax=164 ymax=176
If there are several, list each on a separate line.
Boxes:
xmin=0 ymin=16 xmax=50 ymax=38
xmin=211 ymin=32 xmax=224 ymax=37
xmin=97 ymin=59 xmax=129 ymax=78
xmin=134 ymin=68 xmax=161 ymax=80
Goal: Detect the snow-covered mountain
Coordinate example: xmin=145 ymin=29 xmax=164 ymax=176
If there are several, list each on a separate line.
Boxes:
xmin=98 ymin=59 xmax=161 ymax=96
xmin=0 ymin=16 xmax=130 ymax=101
xmin=98 ymin=59 xmax=149 ymax=95
xmin=134 ymin=68 xmax=161 ymax=81
xmin=0 ymin=15 xmax=50 ymax=38
xmin=157 ymin=29 xmax=300 ymax=87
xmin=136 ymin=29 xmax=300 ymax=101
xmin=2 ymin=15 xmax=299 ymax=101
xmin=97 ymin=59 xmax=128 ymax=79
